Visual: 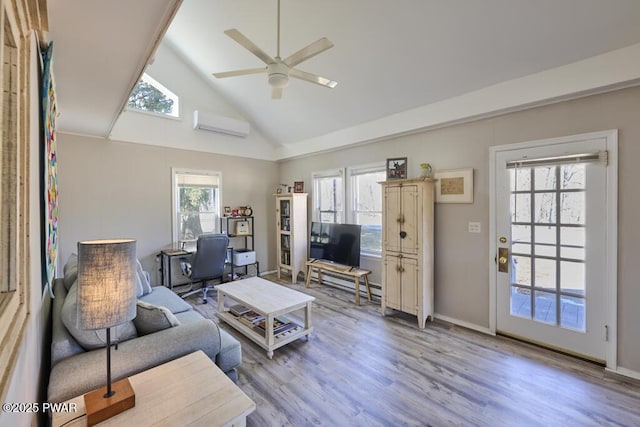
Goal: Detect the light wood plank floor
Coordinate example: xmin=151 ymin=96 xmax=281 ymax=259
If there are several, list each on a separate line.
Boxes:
xmin=185 ymin=274 xmax=640 ymax=427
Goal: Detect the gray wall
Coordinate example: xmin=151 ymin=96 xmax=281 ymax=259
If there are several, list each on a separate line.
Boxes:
xmin=57 ymin=134 xmax=279 ymax=283
xmin=279 ymin=86 xmax=640 ymax=372
xmin=57 ymin=86 xmax=640 ymax=374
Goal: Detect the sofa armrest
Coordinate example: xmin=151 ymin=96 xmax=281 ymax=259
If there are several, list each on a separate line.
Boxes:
xmin=48 ymin=319 xmax=221 ymax=403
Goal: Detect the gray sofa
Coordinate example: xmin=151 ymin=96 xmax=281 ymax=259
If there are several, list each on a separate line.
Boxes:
xmin=47 ymin=256 xmax=242 ymax=403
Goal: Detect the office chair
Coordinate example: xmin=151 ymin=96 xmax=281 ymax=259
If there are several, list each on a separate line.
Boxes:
xmin=180 ymin=233 xmax=229 ymax=303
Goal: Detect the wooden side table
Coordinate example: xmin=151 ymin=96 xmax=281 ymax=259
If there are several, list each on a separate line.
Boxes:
xmin=305 ymin=260 xmax=372 ymax=305
xmin=51 ymin=351 xmax=255 ymax=427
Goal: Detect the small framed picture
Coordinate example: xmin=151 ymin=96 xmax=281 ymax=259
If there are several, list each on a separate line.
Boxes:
xmin=433 ymin=168 xmax=474 ymax=203
xmin=231 ymin=209 xmax=239 ymax=217
xmin=223 ymin=206 xmax=231 ymax=216
xmin=386 ymin=157 xmax=407 ymax=180
xmin=293 ymin=181 xmax=304 ymax=193
xmin=235 ymin=220 xmax=250 ymax=235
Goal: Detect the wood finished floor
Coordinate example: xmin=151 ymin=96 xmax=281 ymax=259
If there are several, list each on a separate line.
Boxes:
xmin=185 ymin=275 xmax=640 ymax=427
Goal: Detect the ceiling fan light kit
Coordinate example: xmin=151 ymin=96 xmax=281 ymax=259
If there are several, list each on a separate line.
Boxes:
xmin=268 ymin=60 xmax=289 ymax=88
xmin=212 ymin=0 xmax=337 ymax=99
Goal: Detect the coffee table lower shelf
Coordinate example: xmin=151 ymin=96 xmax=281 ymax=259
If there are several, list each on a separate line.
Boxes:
xmin=217 ymin=311 xmax=312 ymax=359
xmin=215 ymin=278 xmax=315 ymax=359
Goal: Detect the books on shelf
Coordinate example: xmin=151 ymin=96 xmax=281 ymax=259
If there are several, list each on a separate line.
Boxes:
xmin=229 ymin=308 xmax=300 ymax=337
xmin=253 ymin=316 xmax=298 ymax=335
xmin=238 ymin=310 xmax=264 ymax=327
xmin=229 ymin=304 xmax=251 ymax=317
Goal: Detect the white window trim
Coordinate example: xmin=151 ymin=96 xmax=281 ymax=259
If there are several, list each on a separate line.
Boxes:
xmin=311 ymin=168 xmax=345 ymax=222
xmin=171 ymin=168 xmax=223 ymax=247
xmin=347 ymin=162 xmax=385 ymax=258
xmin=126 ymin=106 xmax=182 ymax=121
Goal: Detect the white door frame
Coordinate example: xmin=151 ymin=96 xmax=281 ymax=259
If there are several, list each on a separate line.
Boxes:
xmin=489 ymin=129 xmax=618 ymax=368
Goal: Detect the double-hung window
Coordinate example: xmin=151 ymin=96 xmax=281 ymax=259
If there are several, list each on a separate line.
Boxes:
xmin=348 ymin=163 xmax=385 ymax=256
xmin=312 ymin=169 xmax=345 ymax=223
xmin=172 ymin=169 xmax=221 ymax=250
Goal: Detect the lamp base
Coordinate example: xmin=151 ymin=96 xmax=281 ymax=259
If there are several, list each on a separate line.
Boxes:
xmin=84 ymin=377 xmax=135 ymax=426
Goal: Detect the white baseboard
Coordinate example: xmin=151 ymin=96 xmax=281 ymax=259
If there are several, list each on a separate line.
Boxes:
xmin=434 ymin=313 xmax=494 ymax=336
xmin=606 ymin=366 xmax=640 ymax=381
xmin=259 ymin=269 xmax=277 ymax=276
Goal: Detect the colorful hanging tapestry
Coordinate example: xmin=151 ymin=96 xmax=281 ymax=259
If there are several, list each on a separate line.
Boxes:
xmin=41 ymin=42 xmax=58 ymax=293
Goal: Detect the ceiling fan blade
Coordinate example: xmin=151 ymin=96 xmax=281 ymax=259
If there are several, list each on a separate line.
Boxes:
xmin=272 ymin=87 xmax=283 ymax=99
xmin=213 ymin=68 xmax=266 ymax=79
xmin=283 ymin=37 xmax=334 ymax=68
xmin=224 ymin=29 xmax=274 ymax=65
xmin=289 ymin=68 xmax=338 ymax=88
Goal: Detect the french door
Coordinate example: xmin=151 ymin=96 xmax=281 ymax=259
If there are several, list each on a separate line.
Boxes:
xmin=491 ymin=131 xmax=617 ymax=363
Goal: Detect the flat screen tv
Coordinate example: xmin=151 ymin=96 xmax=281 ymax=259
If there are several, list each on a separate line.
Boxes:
xmin=309 ymin=222 xmax=361 ymax=268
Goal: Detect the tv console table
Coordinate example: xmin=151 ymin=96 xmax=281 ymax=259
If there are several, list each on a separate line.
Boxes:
xmin=305 ymin=259 xmax=372 ymax=305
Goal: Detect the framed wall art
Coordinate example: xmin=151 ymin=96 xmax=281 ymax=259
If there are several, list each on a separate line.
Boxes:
xmin=386 ymin=157 xmax=407 ymax=180
xmin=434 ymin=168 xmax=474 ymax=203
xmin=293 ymin=181 xmax=304 ymax=193
xmin=41 ymin=42 xmax=58 ymax=293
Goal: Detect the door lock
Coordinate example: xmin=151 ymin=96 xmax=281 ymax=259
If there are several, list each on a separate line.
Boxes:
xmin=498 ymin=247 xmax=509 ymax=273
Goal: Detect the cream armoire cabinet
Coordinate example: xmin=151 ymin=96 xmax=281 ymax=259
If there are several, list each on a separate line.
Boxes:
xmin=275 ymin=193 xmax=308 ymax=283
xmin=380 ymin=178 xmax=435 ymax=328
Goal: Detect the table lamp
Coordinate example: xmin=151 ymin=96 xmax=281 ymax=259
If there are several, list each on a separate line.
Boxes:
xmin=77 ymin=238 xmax=137 ymax=426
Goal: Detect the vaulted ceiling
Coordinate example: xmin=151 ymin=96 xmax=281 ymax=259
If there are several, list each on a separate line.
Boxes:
xmin=49 ymin=0 xmax=640 ymax=160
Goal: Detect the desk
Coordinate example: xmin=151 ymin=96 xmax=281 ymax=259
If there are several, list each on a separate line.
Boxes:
xmin=51 ymin=351 xmax=256 ymax=427
xmin=160 ymin=248 xmax=260 ymax=291
xmin=159 ymin=249 xmax=192 ymax=291
xmin=305 ymin=259 xmax=372 ymax=305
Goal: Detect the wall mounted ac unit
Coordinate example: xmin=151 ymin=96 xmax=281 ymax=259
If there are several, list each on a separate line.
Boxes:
xmin=193 ymin=110 xmax=250 ymax=138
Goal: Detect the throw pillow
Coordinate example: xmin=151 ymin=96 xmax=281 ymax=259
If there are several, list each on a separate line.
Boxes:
xmin=133 ymin=300 xmax=181 ymax=336
xmin=61 ymin=283 xmax=138 ymax=350
xmin=62 ymin=253 xmax=79 ymax=291
xmin=135 ymin=259 xmax=153 ymax=297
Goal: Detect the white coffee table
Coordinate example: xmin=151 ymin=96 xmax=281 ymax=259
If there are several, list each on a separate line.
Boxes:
xmin=216 ymin=277 xmax=315 ymax=359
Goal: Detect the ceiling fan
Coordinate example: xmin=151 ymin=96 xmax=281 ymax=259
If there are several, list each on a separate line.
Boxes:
xmin=212 ymin=0 xmax=337 ymax=99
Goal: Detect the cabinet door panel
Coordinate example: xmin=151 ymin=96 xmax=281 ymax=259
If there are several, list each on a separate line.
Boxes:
xmin=383 ymin=255 xmax=402 ymax=310
xmin=401 ymin=186 xmax=419 ymax=255
xmin=401 ymin=257 xmax=419 ymax=315
xmin=384 ymin=186 xmax=402 ymax=253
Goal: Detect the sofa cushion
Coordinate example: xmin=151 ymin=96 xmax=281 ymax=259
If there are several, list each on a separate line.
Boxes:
xmin=50 ymin=280 xmax=85 ymax=366
xmin=135 ymin=260 xmax=153 ymax=297
xmin=133 ymin=300 xmax=181 ymax=336
xmin=63 ymin=253 xmax=79 ymax=291
xmin=174 ymin=310 xmax=205 ymax=324
xmin=61 ymin=283 xmax=137 ymax=350
xmin=138 ymin=286 xmax=192 ymax=314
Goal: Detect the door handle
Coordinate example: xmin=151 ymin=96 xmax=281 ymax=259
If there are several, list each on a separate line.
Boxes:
xmin=399 ymin=231 xmax=407 ymax=239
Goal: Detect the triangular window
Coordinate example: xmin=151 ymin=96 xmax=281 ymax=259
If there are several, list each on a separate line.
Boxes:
xmin=127 ymin=73 xmax=179 ymax=117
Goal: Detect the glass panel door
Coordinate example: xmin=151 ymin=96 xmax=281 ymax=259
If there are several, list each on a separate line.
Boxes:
xmin=494 ymin=134 xmax=613 ymax=362
xmin=509 ymin=164 xmax=587 ymax=331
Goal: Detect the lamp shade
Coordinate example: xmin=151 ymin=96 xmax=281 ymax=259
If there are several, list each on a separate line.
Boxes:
xmin=77 ymin=239 xmax=137 ymax=330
